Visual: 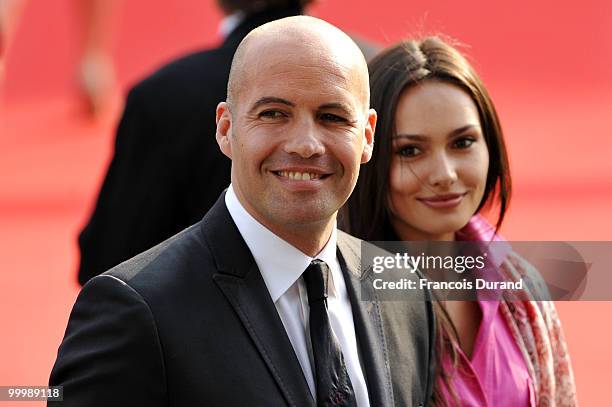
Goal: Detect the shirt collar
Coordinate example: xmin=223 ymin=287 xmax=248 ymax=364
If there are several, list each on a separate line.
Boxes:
xmin=225 ymin=184 xmax=338 ymax=302
xmin=457 ymin=214 xmax=511 ymax=269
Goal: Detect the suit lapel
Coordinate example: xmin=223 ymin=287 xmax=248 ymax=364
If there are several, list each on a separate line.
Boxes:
xmin=337 ymin=232 xmax=395 ymax=407
xmin=201 ymin=195 xmax=314 ymax=407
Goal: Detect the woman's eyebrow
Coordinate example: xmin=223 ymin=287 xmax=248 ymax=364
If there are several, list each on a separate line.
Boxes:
xmin=393 ymin=134 xmax=428 ymax=141
xmin=394 ymin=124 xmax=480 ymax=141
xmin=447 ymin=124 xmax=480 ymax=138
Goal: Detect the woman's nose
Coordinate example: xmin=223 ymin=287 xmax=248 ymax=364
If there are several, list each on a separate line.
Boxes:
xmin=427 ymin=152 xmax=458 ymax=188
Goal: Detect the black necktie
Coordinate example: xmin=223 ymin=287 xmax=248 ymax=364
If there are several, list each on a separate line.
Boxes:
xmin=302 ymin=260 xmax=357 ymax=407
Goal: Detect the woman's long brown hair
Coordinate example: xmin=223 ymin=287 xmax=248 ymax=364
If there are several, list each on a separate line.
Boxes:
xmin=342 ymin=37 xmax=512 ymax=406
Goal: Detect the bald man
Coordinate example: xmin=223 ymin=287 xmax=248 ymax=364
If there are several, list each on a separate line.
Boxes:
xmin=49 ymin=17 xmax=433 ymax=407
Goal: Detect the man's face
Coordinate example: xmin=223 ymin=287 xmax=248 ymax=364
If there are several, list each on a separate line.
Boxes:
xmin=217 ymin=43 xmax=375 ymax=235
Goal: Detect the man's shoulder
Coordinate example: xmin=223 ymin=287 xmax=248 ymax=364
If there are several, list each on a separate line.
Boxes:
xmin=101 ymin=197 xmax=240 ymax=291
xmin=102 ymin=222 xmax=210 ymax=287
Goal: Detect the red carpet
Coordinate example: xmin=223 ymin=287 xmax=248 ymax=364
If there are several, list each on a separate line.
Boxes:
xmin=1 ymin=0 xmax=610 ymax=405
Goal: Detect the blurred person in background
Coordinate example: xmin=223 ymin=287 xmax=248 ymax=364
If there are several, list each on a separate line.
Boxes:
xmin=0 ymin=0 xmax=26 ymax=84
xmin=76 ymin=0 xmax=122 ymax=116
xmin=77 ymin=0 xmax=379 ymax=285
xmin=0 ymin=0 xmax=120 ymax=114
xmin=342 ymin=37 xmax=577 ymax=406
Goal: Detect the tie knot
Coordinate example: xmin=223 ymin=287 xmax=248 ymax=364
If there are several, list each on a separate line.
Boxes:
xmin=303 ymin=259 xmax=329 ymax=305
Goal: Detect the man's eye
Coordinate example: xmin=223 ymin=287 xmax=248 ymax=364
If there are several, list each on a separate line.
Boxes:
xmin=397 ymin=145 xmax=422 ymax=157
xmin=320 ymin=113 xmax=346 ymax=123
xmin=453 ymin=137 xmax=475 ymax=149
xmin=259 ymin=110 xmax=285 ymax=119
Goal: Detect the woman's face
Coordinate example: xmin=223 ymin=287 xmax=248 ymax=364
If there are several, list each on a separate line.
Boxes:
xmin=388 ymin=81 xmax=489 ymax=241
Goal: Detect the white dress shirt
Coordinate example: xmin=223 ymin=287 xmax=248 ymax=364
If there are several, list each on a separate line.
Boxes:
xmin=225 ymin=185 xmax=370 ymax=407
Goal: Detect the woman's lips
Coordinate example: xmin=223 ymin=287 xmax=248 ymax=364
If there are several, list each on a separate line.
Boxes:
xmin=417 ymin=193 xmax=467 ymax=209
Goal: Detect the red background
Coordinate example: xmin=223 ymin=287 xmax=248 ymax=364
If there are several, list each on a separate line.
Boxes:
xmin=1 ymin=0 xmax=611 ymax=405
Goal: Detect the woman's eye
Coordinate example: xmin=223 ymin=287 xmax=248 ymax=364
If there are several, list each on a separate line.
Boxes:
xmin=397 ymin=145 xmax=422 ymax=157
xmin=453 ymin=137 xmax=475 ymax=149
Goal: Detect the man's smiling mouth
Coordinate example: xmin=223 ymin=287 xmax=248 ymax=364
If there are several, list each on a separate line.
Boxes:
xmin=274 ymin=170 xmax=330 ymax=181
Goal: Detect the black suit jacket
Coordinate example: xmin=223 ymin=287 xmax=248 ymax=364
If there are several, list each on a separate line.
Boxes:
xmin=50 ymin=194 xmax=434 ymax=406
xmin=77 ymin=6 xmax=304 ymax=285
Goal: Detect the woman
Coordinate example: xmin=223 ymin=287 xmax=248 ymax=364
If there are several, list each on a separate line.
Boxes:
xmin=343 ymin=37 xmax=577 ymax=406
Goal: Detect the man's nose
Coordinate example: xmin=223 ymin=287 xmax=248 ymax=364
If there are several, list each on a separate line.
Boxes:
xmin=283 ymin=118 xmax=325 ymax=158
xmin=427 ymin=152 xmax=458 ymax=188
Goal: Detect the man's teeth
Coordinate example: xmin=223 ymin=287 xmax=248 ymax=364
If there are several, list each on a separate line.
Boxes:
xmin=277 ymin=171 xmax=321 ymax=181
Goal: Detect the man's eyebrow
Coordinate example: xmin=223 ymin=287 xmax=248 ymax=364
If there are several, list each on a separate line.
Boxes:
xmin=248 ymin=97 xmax=295 ymax=114
xmin=318 ymin=102 xmax=353 ymax=113
xmin=394 ymin=125 xmax=480 ymax=141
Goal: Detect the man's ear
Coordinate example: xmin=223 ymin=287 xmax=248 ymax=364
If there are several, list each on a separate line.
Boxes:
xmin=216 ymin=101 xmax=232 ymax=159
xmin=361 ymin=108 xmax=377 ymax=163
